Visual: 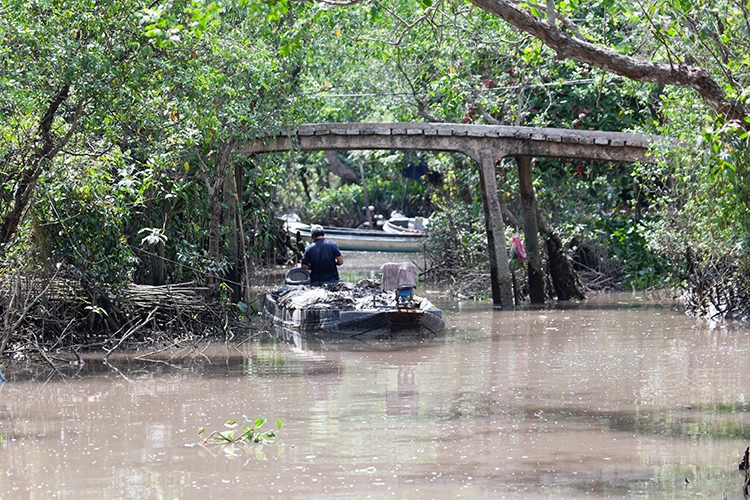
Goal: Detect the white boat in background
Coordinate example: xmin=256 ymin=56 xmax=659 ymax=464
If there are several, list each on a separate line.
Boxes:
xmin=284 ymin=217 xmax=426 ymax=253
xmin=382 ymin=214 xmax=430 ymax=235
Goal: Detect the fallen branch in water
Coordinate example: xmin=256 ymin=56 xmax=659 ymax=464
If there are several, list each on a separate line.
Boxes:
xmin=32 ymin=333 xmax=62 ymax=377
xmin=103 ymin=307 xmax=158 ymax=363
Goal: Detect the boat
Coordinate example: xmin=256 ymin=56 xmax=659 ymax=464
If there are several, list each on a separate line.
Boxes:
xmin=262 ymin=264 xmax=445 ymax=341
xmin=284 ymin=217 xmax=426 ymax=253
xmin=382 ymin=214 xmax=430 ymax=235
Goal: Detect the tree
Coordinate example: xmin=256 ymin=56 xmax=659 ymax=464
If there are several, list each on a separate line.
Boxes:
xmin=1 ymin=0 xmax=311 ymax=284
xmin=306 ymin=0 xmax=750 ymax=129
xmin=465 ymin=0 xmax=750 ymax=128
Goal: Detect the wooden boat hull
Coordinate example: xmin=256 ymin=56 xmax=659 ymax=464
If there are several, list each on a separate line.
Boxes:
xmin=267 ymin=322 xmax=444 ymax=352
xmin=285 ymin=221 xmax=426 ymax=253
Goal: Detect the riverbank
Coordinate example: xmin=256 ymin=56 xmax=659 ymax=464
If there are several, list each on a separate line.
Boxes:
xmin=0 ymin=253 xmax=432 ymax=367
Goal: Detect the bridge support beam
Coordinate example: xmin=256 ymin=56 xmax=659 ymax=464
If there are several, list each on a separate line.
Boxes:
xmin=477 ymin=150 xmax=515 ymax=310
xmin=516 ymin=156 xmax=545 ymax=304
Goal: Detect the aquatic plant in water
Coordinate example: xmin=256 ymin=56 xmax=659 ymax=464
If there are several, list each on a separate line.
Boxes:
xmin=197 ymin=417 xmax=282 ymax=459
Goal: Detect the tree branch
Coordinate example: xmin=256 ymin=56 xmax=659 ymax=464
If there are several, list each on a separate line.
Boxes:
xmin=103 ymin=307 xmax=158 ymax=363
xmin=324 ymin=150 xmax=360 ymax=184
xmin=467 ymin=0 xmax=750 ymax=128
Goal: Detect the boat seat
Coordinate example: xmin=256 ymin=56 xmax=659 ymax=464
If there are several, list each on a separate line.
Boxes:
xmin=285 ymin=267 xmax=311 ymax=285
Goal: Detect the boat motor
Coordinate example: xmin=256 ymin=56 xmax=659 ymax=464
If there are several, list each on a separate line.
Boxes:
xmin=396 ymin=285 xmax=415 ymax=308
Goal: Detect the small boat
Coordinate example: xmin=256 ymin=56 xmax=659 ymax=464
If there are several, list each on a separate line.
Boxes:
xmin=262 ymin=265 xmax=445 ymax=341
xmin=382 ymin=215 xmax=429 ymax=236
xmin=284 ymin=217 xmax=426 ymax=253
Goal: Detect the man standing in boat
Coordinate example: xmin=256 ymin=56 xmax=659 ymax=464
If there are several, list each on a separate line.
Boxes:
xmin=301 ymin=225 xmax=344 ymax=286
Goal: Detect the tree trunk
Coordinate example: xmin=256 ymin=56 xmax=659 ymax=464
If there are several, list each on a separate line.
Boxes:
xmin=203 ymin=139 xmax=238 ymax=293
xmin=205 ymin=140 xmax=237 ymax=260
xmin=536 ymin=208 xmax=586 ymax=300
xmin=208 ymin=172 xmax=224 ymax=264
xmin=234 ymin=164 xmax=253 ymax=302
xmin=223 ymin=168 xmax=240 ymax=302
xmin=545 ymin=233 xmax=585 ymax=300
xmin=0 ymin=84 xmax=75 ymax=246
xmin=151 ymin=240 xmax=166 ymax=286
xmin=206 ymin=163 xmax=227 ymax=296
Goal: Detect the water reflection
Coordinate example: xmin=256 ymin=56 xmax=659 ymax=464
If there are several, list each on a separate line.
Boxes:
xmin=1 ymin=293 xmax=750 ymax=499
xmin=385 ymin=366 xmax=419 ymax=416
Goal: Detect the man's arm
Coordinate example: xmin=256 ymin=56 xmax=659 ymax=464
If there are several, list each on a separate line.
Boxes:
xmin=335 ymin=255 xmax=343 ymax=266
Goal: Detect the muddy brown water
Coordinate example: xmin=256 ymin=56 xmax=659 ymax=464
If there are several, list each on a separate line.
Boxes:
xmin=2 ymin=254 xmax=750 ymax=499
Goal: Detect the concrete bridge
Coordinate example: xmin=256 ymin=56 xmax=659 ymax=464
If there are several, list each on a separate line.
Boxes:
xmin=241 ymin=122 xmax=660 ymax=309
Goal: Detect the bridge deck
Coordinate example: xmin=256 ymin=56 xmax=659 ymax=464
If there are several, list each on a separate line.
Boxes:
xmin=242 ymin=122 xmax=659 ymax=163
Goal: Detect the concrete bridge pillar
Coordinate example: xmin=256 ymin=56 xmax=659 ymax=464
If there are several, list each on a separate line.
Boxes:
xmin=477 ymin=149 xmax=515 ymax=310
xmin=516 ymin=155 xmax=545 ymax=304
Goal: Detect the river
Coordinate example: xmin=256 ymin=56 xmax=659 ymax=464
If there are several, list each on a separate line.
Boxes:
xmin=1 ymin=254 xmax=749 ymax=499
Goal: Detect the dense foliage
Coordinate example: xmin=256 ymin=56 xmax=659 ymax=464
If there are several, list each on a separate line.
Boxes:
xmin=2 ymin=0 xmax=749 ymax=355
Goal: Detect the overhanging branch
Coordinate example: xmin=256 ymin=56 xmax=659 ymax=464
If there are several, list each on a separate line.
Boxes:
xmin=464 ymin=0 xmax=749 ymax=128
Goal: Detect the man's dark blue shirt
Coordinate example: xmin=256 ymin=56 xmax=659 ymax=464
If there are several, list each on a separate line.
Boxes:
xmin=301 ymin=238 xmax=342 ymax=285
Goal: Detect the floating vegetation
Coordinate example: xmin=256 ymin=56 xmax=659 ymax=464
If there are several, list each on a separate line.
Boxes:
xmin=196 ymin=417 xmax=282 ymax=459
